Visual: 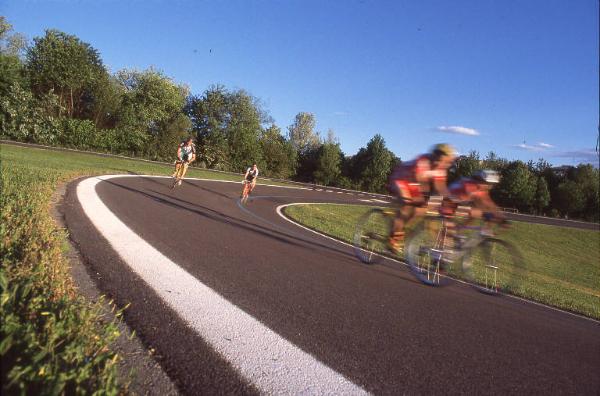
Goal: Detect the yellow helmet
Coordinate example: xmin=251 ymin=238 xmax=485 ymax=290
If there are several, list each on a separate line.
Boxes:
xmin=432 ymin=143 xmax=456 ymax=158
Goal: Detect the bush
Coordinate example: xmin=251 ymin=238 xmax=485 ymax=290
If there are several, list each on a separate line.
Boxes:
xmin=0 ymin=83 xmax=60 ymax=145
xmin=0 ymin=163 xmax=122 ymax=394
xmin=58 ymin=118 xmax=98 ymax=149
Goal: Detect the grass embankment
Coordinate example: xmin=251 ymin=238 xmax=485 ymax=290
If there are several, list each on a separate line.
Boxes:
xmin=0 ymin=143 xmax=277 ymax=393
xmin=283 ymin=204 xmax=600 ymax=319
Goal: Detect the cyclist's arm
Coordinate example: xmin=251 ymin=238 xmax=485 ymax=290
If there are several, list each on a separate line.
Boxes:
xmin=177 ymin=145 xmax=182 ymax=160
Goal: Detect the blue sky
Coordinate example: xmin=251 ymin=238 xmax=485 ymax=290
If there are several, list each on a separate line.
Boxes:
xmin=3 ymin=0 xmax=598 ymax=165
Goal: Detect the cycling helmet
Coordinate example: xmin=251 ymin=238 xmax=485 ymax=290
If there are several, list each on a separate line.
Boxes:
xmin=432 ymin=143 xmax=456 ymax=158
xmin=472 ymin=170 xmax=500 ymax=184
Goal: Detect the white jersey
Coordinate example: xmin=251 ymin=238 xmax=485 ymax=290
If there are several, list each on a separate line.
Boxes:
xmin=245 ymin=167 xmax=259 ymax=181
xmin=179 ymin=142 xmax=196 ymax=161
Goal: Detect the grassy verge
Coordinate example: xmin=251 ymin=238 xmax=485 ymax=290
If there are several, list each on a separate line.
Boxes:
xmin=0 ymin=143 xmax=294 ymax=393
xmin=283 ymin=204 xmax=600 ymax=319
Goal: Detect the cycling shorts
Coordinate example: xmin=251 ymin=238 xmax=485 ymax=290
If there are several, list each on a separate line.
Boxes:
xmin=390 ymin=180 xmax=426 ymax=206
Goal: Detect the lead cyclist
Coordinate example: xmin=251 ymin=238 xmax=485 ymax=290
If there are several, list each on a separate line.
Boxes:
xmin=172 ymin=137 xmax=196 ymax=185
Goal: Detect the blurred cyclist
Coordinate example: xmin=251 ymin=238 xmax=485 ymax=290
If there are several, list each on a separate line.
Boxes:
xmin=443 ymin=169 xmax=505 ymax=224
xmin=387 ymin=143 xmax=456 ymax=254
xmin=172 ymin=137 xmax=196 ymax=185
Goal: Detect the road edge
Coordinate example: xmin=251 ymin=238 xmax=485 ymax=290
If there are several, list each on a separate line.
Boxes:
xmin=51 ymin=177 xmax=180 ymax=395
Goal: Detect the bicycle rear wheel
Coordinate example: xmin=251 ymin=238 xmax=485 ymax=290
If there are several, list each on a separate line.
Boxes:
xmin=461 ymin=238 xmax=523 ymax=295
xmin=353 ymin=208 xmax=393 ymax=264
xmin=405 ymin=218 xmax=453 ymax=286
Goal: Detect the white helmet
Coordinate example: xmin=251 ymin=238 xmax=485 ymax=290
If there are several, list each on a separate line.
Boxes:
xmin=472 ymin=170 xmax=500 ymax=184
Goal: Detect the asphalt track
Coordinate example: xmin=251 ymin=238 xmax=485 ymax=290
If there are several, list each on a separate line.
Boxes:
xmin=62 ymin=175 xmax=600 ymax=395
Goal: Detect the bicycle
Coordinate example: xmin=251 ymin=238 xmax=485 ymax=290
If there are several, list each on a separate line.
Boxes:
xmin=240 ymin=179 xmax=255 ymax=203
xmin=171 ymin=160 xmax=189 ymax=189
xmin=405 ymin=213 xmax=524 ymax=294
xmin=352 ymin=198 xmax=441 ymax=264
xmin=354 ymin=206 xmax=524 ymax=295
xmin=353 ymin=208 xmax=397 ymax=264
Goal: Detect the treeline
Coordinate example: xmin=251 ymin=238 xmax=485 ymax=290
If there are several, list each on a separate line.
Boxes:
xmin=0 ymin=19 xmax=397 ymax=188
xmin=450 ymin=152 xmax=599 ymax=222
xmin=0 ymin=18 xmax=598 ymax=221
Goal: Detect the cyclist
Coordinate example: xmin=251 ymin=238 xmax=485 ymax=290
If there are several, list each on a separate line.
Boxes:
xmin=172 ymin=137 xmax=196 ymax=185
xmin=242 ymin=163 xmax=259 ymax=197
xmin=387 ymin=143 xmax=456 ymax=254
xmin=444 ymin=169 xmax=505 ymax=224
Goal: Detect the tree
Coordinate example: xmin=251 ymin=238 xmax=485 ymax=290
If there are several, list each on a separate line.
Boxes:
xmin=111 ymin=69 xmax=190 ymax=157
xmin=186 ymin=85 xmax=268 ymax=171
xmin=554 ymin=181 xmax=585 ymax=218
xmin=260 ymin=124 xmax=297 ymax=178
xmin=572 ymin=164 xmax=599 ymax=221
xmin=314 ymin=142 xmax=342 ymax=186
xmin=533 ymin=176 xmax=550 ymax=215
xmin=351 ymin=134 xmax=396 ymax=193
xmin=26 ymin=29 xmax=108 ymax=117
xmin=186 ymin=85 xmax=229 ymax=168
xmin=492 ymin=161 xmax=536 ymax=212
xmin=287 ymin=112 xmax=320 ymax=155
xmin=449 ymin=150 xmax=480 ymax=182
xmin=482 ymin=151 xmax=508 ymax=172
xmin=0 ymin=83 xmax=61 ymax=144
xmin=0 ymin=17 xmax=28 ymax=97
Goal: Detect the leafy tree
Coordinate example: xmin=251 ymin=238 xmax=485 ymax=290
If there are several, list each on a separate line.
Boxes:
xmin=482 ymin=151 xmax=508 ymax=172
xmin=351 ymin=134 xmax=396 ymax=192
xmin=0 ymin=17 xmax=28 ymax=97
xmin=187 ymin=85 xmax=229 ymax=168
xmin=492 ymin=160 xmax=536 ymax=211
xmin=449 ymin=150 xmax=480 ymax=182
xmin=26 ymin=29 xmax=108 ymax=117
xmin=554 ymin=180 xmax=585 ymax=218
xmin=114 ymin=68 xmax=189 ymax=157
xmin=225 ymin=89 xmax=266 ymax=172
xmin=0 ymin=83 xmax=61 ymax=144
xmin=314 ymin=142 xmax=342 ymax=186
xmin=533 ymin=176 xmax=550 ymax=215
xmin=260 ymin=124 xmax=297 ymax=178
xmin=186 ymin=85 xmax=268 ymax=171
xmin=572 ymin=164 xmax=600 ymax=221
xmin=287 ymin=112 xmax=320 ymax=155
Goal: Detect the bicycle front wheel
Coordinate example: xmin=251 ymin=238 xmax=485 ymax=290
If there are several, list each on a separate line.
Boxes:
xmin=405 ymin=218 xmax=453 ymax=286
xmin=461 ymin=238 xmax=523 ymax=295
xmin=353 ymin=208 xmax=393 ymax=264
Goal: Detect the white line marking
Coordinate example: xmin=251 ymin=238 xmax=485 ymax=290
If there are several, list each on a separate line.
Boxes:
xmin=358 ymin=199 xmax=373 ymax=203
xmin=77 ymin=175 xmax=369 ymax=395
xmin=370 ymin=199 xmax=390 ymax=204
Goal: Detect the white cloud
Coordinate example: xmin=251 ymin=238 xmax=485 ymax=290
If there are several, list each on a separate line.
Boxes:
xmin=436 ymin=125 xmax=479 ymax=136
xmin=513 ymin=142 xmax=554 ymax=151
xmin=514 ymin=143 xmax=544 ymax=151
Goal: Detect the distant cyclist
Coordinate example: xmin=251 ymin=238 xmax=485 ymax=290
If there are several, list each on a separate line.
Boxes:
xmin=387 ymin=143 xmax=456 ymax=253
xmin=444 ymin=170 xmax=505 ymax=224
xmin=241 ymin=164 xmax=259 ymax=198
xmin=172 ymin=137 xmax=196 ymax=186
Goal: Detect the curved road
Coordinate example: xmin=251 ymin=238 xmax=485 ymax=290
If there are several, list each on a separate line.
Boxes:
xmin=62 ymin=175 xmax=600 ymax=395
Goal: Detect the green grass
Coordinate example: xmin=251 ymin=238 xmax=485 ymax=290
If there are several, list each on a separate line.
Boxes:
xmin=283 ymin=203 xmax=600 ymax=319
xmin=0 ymin=143 xmax=296 ymax=393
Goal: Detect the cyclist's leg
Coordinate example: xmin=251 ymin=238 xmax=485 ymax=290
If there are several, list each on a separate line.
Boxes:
xmin=248 ymin=180 xmax=256 ymax=194
xmin=388 ymin=181 xmax=425 ymax=251
xmin=172 ymin=161 xmax=181 ymax=177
